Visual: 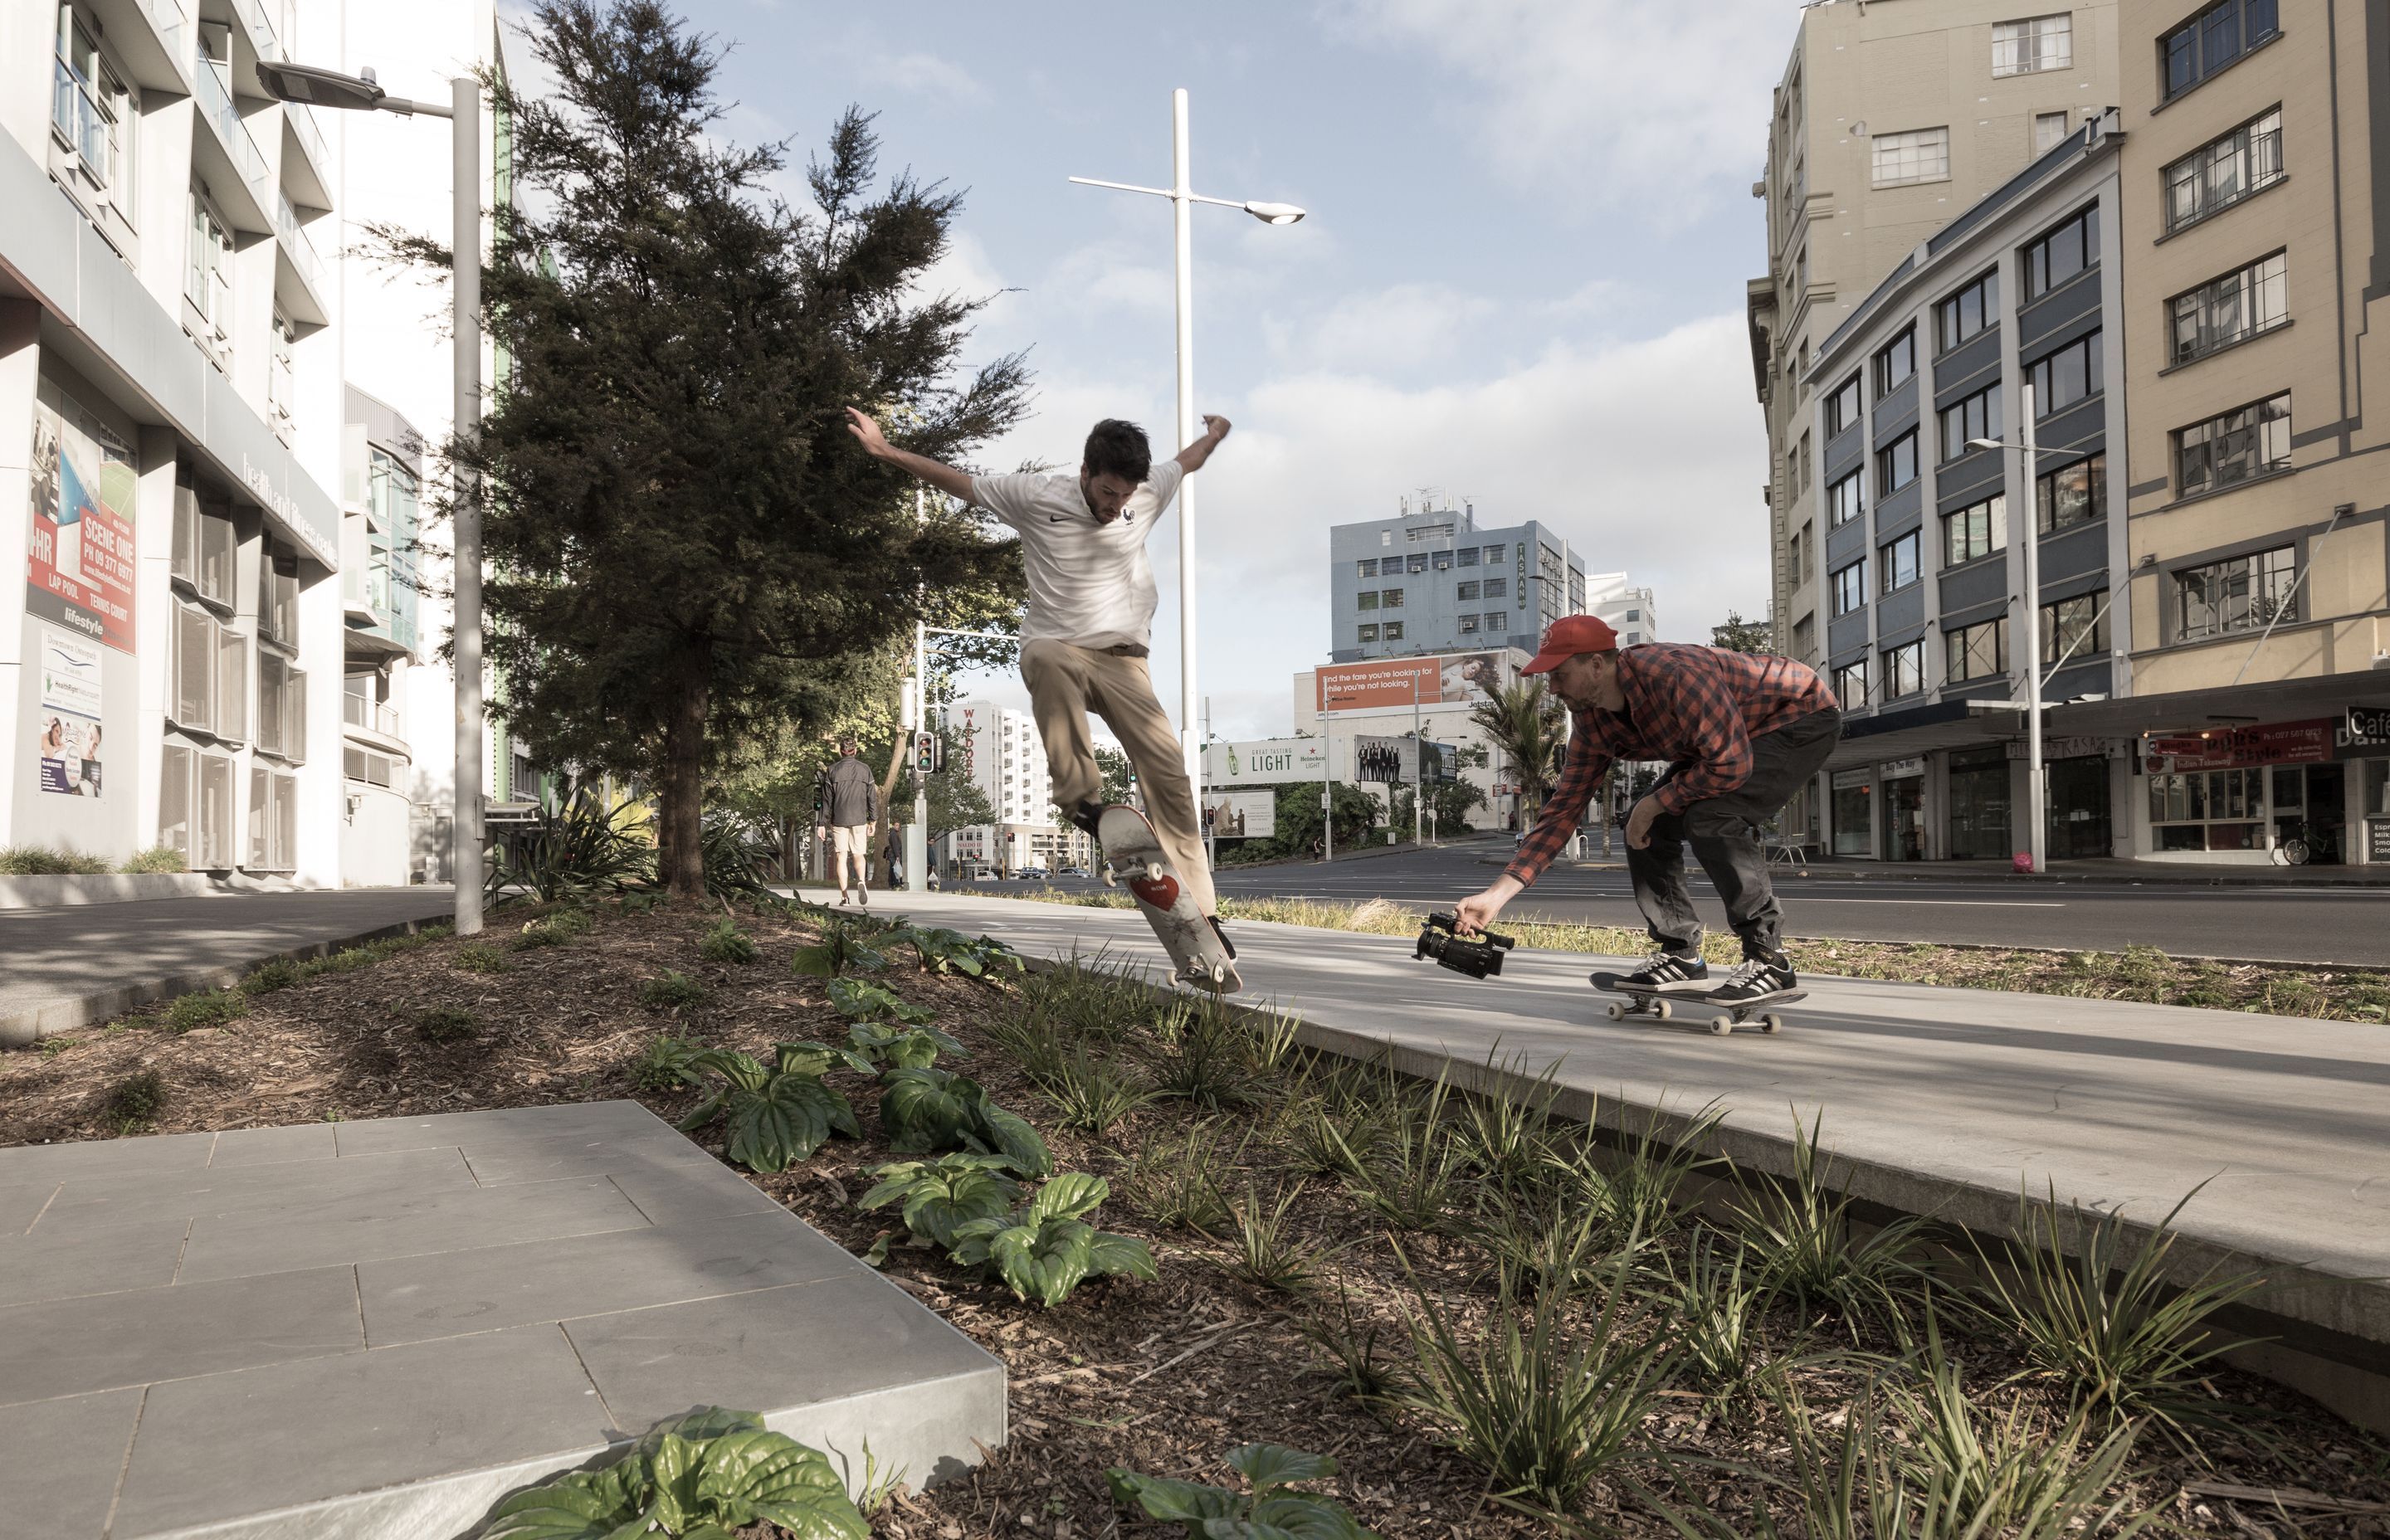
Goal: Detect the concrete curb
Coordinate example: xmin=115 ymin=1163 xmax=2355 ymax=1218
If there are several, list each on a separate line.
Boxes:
xmin=0 ymin=913 xmax=453 ymax=1049
xmin=1471 ymin=854 xmax=2390 ymax=887
xmin=0 ymin=873 xmax=310 ymax=909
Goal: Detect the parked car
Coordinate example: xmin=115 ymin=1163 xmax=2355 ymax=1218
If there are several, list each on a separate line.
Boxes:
xmin=1019 ymin=865 xmax=1051 ymax=882
xmin=963 ymin=863 xmax=998 ymax=881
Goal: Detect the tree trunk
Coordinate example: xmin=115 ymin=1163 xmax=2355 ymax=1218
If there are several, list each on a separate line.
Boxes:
xmin=661 ymin=660 xmax=710 ymax=899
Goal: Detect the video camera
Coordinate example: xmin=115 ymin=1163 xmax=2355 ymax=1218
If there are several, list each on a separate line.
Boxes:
xmin=1414 ymin=911 xmax=1516 ymax=980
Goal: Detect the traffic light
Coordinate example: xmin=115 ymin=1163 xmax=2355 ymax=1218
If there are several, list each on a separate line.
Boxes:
xmin=914 ymin=731 xmax=942 ymax=776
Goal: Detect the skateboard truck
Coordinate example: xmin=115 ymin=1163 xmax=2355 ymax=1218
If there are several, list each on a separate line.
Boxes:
xmin=1598 ymin=987 xmax=1793 ymax=1036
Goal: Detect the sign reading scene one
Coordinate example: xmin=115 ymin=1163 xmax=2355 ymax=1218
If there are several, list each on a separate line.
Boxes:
xmin=27 ymin=386 xmax=139 ymax=654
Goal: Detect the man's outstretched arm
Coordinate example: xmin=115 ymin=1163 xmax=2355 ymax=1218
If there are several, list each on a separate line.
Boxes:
xmin=846 ymin=407 xmax=978 ymax=503
xmin=1174 ymin=414 xmax=1232 ymax=474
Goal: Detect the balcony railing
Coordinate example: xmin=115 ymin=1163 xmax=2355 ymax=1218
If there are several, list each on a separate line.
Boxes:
xmin=137 ymin=0 xmax=190 ymax=76
xmin=287 ymin=101 xmax=329 ymax=185
xmin=344 ymin=694 xmax=401 ymax=737
xmin=193 ymin=62 xmax=268 ymax=204
xmin=273 ymin=188 xmax=325 ymax=297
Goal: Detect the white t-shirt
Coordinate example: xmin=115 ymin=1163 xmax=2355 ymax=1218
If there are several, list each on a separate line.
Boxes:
xmin=971 ymin=460 xmax=1185 ymax=650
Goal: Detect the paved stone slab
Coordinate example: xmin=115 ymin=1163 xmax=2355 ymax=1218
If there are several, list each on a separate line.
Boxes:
xmin=178 ymin=1175 xmax=651 ymax=1284
xmin=110 ymin=1324 xmax=606 ymax=1540
xmin=605 ymin=1159 xmax=784 ymax=1226
xmin=0 ymin=1264 xmax=362 ymax=1405
xmin=0 ymin=1386 xmax=144 ymax=1538
xmin=362 ymin=1208 xmax=859 ymax=1348
xmin=27 ymin=1145 xmax=472 ymax=1239
xmin=331 ymin=1099 xmax=664 ymax=1157
xmin=0 ymin=1216 xmax=188 ymax=1305
xmin=461 ymin=1129 xmax=722 ymax=1187
xmin=0 ymin=1131 xmax=217 ymax=1185
xmin=207 ymin=1122 xmax=339 ymax=1168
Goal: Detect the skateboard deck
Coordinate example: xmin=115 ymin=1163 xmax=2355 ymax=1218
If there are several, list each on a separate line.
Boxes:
xmin=1593 ymin=976 xmax=1803 ymax=1036
xmin=1097 ymin=804 xmax=1241 ymax=993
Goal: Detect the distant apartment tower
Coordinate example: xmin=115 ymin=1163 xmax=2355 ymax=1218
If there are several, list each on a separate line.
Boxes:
xmin=1750 ymin=0 xmax=2120 ymax=670
xmin=1329 ymin=500 xmax=1588 ymax=661
xmin=1584 ymin=573 xmax=1659 ymax=646
xmin=944 ymin=699 xmax=1094 ymax=875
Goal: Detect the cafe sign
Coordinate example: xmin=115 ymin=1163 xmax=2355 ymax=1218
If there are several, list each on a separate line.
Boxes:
xmin=2143 ymin=719 xmax=2334 ymax=773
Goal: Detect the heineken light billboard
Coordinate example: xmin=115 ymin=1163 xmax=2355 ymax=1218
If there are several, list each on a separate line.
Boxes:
xmin=1202 ymin=738 xmax=1328 ymax=787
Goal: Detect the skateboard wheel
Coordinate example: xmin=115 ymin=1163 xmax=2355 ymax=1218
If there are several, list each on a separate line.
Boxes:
xmin=1144 ymin=861 xmax=1164 ymax=882
xmin=1651 ymin=998 xmax=1672 ymax=1021
xmin=1710 ymin=1016 xmax=1734 ymax=1036
xmin=1760 ymin=1013 xmax=1784 ymax=1035
xmin=1603 ymin=1000 xmax=1626 ymax=1021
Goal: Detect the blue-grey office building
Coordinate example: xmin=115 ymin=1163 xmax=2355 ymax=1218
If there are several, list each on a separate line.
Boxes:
xmin=1801 ymin=115 xmax=2130 ymax=862
xmin=1329 ymin=503 xmax=1588 ymax=662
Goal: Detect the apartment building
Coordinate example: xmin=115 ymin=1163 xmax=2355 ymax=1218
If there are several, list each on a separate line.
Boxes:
xmin=944 ymin=698 xmax=1094 ymax=875
xmin=1752 ymin=0 xmax=2121 ymax=683
xmin=1804 ymin=116 xmax=2129 ymax=861
xmin=2 ymin=0 xmax=349 ymax=878
xmin=337 ymin=383 xmax=419 ymax=884
xmin=1584 ymin=571 xmax=1659 ymax=646
xmin=2094 ymin=0 xmax=2390 ymax=865
xmin=1329 ymin=500 xmax=1588 ymax=661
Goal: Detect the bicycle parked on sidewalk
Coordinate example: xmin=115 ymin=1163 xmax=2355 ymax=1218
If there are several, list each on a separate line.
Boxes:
xmin=2271 ymin=819 xmax=2339 ymax=865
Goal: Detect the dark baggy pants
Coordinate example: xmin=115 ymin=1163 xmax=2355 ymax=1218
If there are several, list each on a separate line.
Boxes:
xmin=1627 ymin=708 xmax=1841 ymax=961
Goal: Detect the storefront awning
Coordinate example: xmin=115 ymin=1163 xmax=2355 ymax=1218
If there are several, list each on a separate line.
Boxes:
xmin=1824 ymin=698 xmax=2024 ymax=770
xmin=2045 ymin=670 xmax=2390 ymax=740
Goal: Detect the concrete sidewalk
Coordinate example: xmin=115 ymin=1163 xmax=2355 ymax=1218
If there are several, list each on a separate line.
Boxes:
xmin=881 ymin=891 xmax=2390 ymax=1427
xmin=1 ymin=889 xmax=458 ymax=1046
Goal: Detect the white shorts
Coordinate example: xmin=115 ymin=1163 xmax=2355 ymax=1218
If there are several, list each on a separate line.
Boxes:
xmin=830 ymin=824 xmax=871 ymax=858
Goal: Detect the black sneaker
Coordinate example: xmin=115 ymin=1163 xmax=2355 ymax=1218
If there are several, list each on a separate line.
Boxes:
xmin=1706 ymin=953 xmax=1797 ymax=1004
xmin=1206 ymin=914 xmax=1236 ymax=960
xmin=1594 ymin=952 xmax=1710 ymax=993
xmin=1069 ymin=799 xmax=1105 ymax=838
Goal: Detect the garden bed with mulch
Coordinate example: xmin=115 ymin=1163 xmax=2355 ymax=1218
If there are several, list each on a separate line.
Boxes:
xmin=5 ymin=897 xmax=2388 ymax=1539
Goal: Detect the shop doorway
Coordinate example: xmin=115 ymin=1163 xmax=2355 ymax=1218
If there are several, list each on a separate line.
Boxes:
xmin=2272 ymin=763 xmax=2347 ymax=863
xmin=2045 ymin=755 xmax=2111 ymax=860
xmin=1885 ymin=773 xmax=1927 ymax=860
xmin=1946 ymin=748 xmax=2010 ymax=859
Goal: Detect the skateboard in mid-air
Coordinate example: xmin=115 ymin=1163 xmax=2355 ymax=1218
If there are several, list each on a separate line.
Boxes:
xmin=1589 ymin=969 xmax=1799 ymax=1036
xmin=1097 ymin=804 xmax=1241 ymax=993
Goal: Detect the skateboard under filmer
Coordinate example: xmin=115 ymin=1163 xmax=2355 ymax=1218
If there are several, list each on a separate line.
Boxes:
xmin=1589 ymin=970 xmax=1801 ymax=1036
xmin=1098 ymin=804 xmax=1241 ymax=993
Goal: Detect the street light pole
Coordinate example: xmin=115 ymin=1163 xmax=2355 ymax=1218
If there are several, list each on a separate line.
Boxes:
xmin=1412 ymin=675 xmax=1423 ymax=847
xmin=2019 ymin=381 xmax=2046 ymax=876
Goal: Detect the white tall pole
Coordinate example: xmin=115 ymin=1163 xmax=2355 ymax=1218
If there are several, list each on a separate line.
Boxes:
xmin=451 ymin=76 xmax=484 ymax=934
xmin=2021 ymin=381 xmax=2046 ymax=875
xmin=1171 ymin=88 xmax=1202 ymax=802
xmin=1321 ymin=709 xmax=1334 ymax=865
xmin=1413 ymin=677 xmax=1423 ymax=846
xmin=910 ymin=619 xmax=928 ymax=893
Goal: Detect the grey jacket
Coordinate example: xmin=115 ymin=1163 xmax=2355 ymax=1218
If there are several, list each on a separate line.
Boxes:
xmin=816 ymin=755 xmax=880 ymax=827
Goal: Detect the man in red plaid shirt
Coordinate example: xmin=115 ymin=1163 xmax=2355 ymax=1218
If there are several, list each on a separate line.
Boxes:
xmin=1455 ymin=616 xmax=1841 ymax=1005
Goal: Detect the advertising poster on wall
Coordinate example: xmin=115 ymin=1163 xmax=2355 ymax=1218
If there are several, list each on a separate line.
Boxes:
xmin=1203 ymin=790 xmax=1276 ymax=840
xmin=27 ymin=386 xmax=139 ymax=654
xmin=35 ymin=623 xmax=105 ymax=798
xmin=1202 ymin=738 xmax=1328 ymax=786
xmin=1315 ymin=651 xmax=1510 ymax=712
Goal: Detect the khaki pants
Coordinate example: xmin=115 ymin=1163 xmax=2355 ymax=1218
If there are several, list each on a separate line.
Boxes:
xmin=1021 ymin=639 xmax=1215 ymax=916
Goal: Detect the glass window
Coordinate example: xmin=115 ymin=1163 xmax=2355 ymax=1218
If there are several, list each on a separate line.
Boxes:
xmin=1383 ymin=621 xmax=1404 ymax=641
xmin=1832 ymin=768 xmax=1874 ymax=855
xmin=2164 ymin=108 xmax=2283 ymax=232
xmin=1944 ymin=494 xmax=2008 ymax=567
xmin=1405 ymin=553 xmax=1427 ymax=574
xmin=1483 ymin=577 xmax=1507 ymax=598
xmin=1881 ymin=640 xmax=1925 ymax=698
xmin=159 ymin=743 xmax=193 ymax=859
xmin=1939 ymin=387 xmax=2000 ymax=462
xmin=1357 ymin=623 xmax=1378 ymax=642
xmin=1357 ymin=591 xmax=1378 ymax=611
xmin=1880 ymin=529 xmax=1922 ymax=592
xmin=2036 ymin=452 xmax=2106 ymax=533
xmin=1458 ymin=614 xmax=1479 ymax=634
xmin=2161 ymin=0 xmax=2280 ymax=102
xmin=186 ymin=188 xmax=234 ymax=346
xmin=1834 ymin=660 xmax=1871 ymax=709
xmin=1432 ymin=549 xmax=1452 ymax=570
xmin=1872 ymin=128 xmax=1951 ymax=188
xmin=1826 ymin=375 xmax=1863 ymax=436
xmin=1482 ymin=544 xmax=1505 ymax=563
xmin=2173 ymin=392 xmax=2291 ymax=496
xmin=1456 ymin=546 xmax=1479 ymax=568
xmin=198 ymin=752 xmax=233 ymax=870
xmin=1827 ymin=470 xmax=1866 ymax=529
xmin=1832 ymin=559 xmax=1868 ymax=616
xmin=1873 ymin=329 xmax=1916 ymax=397
xmin=2024 ymin=330 xmax=2102 ymax=416
xmin=1946 ymin=617 xmax=2009 ymax=682
xmin=2036 ymin=111 xmax=2072 ymax=154
xmin=1356 ymin=558 xmax=1377 ymax=578
xmin=173 ymin=603 xmax=215 ymax=732
xmin=2149 ymin=767 xmax=2267 ymax=850
xmin=1993 ymin=12 xmax=2074 ymax=76
xmin=2174 ymin=545 xmax=2295 ymax=640
xmin=1935 ymin=270 xmax=1999 ymax=353
xmin=2169 ymin=250 xmax=2288 ymax=365
xmin=1456 ymin=580 xmax=1480 ymax=602
xmin=1875 ymin=431 xmax=1919 ymax=497
xmin=215 ymin=626 xmax=247 ymax=743
xmin=2041 ymin=590 xmax=2108 ymax=666
xmin=2022 ymin=206 xmax=2099 ymax=300
xmin=1382 ymin=588 xmax=1405 ymax=608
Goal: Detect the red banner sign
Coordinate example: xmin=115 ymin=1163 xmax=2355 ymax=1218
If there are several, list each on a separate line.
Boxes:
xmin=1317 ymin=651 xmax=1509 ymax=712
xmin=2143 ymin=719 xmax=2334 ymax=773
xmin=27 ymin=392 xmax=138 ymax=653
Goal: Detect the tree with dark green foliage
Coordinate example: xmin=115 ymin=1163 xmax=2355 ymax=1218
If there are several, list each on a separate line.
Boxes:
xmin=377 ymin=1 xmax=1031 ymax=897
xmin=1711 ymin=610 xmax=1776 ymax=654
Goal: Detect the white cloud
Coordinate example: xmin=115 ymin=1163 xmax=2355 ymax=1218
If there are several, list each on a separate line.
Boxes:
xmin=857 ymin=51 xmax=991 ymax=105
xmin=1269 ymin=282 xmax=1498 ymax=373
xmin=1321 ymin=0 xmax=1793 ymax=220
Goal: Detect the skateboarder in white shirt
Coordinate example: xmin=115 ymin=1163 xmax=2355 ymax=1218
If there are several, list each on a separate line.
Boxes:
xmin=845 ymin=407 xmax=1236 ymax=957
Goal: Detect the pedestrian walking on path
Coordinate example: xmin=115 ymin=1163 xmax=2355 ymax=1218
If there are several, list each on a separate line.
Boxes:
xmin=845 ymin=406 xmax=1237 ymax=956
xmin=1454 ymin=616 xmax=1842 ymax=1005
xmin=816 ymin=738 xmax=880 ymax=906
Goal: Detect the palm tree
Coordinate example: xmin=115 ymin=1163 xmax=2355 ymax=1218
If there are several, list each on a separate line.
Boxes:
xmin=1469 ymin=680 xmax=1569 ymax=820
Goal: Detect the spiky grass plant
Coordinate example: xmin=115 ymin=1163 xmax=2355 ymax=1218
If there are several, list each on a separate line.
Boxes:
xmin=1300 ymin=1272 xmax=1402 ymax=1402
xmin=1115 ymin=1118 xmax=1239 ymax=1235
xmin=637 ymin=969 xmax=707 ymax=1011
xmin=1338 ymin=1076 xmax=1467 ymax=1234
xmin=1729 ymin=1110 xmax=1934 ymax=1333
xmin=1026 ymin=1044 xmax=1158 ymax=1136
xmin=1592 ymin=1097 xmax=1728 ymax=1248
xmin=1451 ymin=1064 xmax=1568 ymax=1198
xmin=1646 ymin=1227 xmax=1783 ymax=1406
xmin=1145 ymin=993 xmax=1261 ymax=1109
xmin=1224 ymin=1181 xmax=1332 ymax=1294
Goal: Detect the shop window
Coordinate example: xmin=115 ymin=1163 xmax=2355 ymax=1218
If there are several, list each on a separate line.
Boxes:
xmin=1832 ymin=768 xmax=1875 ymax=855
xmin=2147 ymin=766 xmax=2265 ymax=851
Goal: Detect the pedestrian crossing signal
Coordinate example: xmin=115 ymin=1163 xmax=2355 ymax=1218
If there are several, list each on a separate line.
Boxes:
xmin=914 ymin=731 xmax=942 ymax=775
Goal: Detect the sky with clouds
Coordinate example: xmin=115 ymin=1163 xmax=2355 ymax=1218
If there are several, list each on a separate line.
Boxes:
xmin=604 ymin=0 xmax=1802 ymax=738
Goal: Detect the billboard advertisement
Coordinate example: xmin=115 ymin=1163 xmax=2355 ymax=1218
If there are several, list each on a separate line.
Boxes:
xmin=1315 ymin=650 xmax=1508 ymax=712
xmin=1203 ymin=738 xmax=1327 ymax=786
xmin=1351 ymin=736 xmax=1460 ymax=784
xmin=27 ymin=386 xmax=138 ymax=654
xmin=33 ymin=623 xmax=105 ymax=798
xmin=1203 ymin=789 xmax=1276 ymax=840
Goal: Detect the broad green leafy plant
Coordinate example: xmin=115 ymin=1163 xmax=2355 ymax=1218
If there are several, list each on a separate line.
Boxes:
xmin=879 ymin=1065 xmax=1052 ymax=1175
xmin=1106 ymin=1444 xmax=1383 ymax=1538
xmin=859 ymin=1153 xmax=1024 ymax=1250
xmin=846 ymin=1020 xmax=964 ymax=1071
xmin=949 ymin=1172 xmax=1157 ymax=1307
xmin=479 ymin=1406 xmax=866 ymax=1540
xmin=826 ymin=977 xmax=934 ymax=1026
xmin=889 ymin=924 xmax=1022 ymax=977
xmin=676 ymin=1044 xmax=860 ymax=1172
xmin=790 ymin=922 xmax=885 ymax=978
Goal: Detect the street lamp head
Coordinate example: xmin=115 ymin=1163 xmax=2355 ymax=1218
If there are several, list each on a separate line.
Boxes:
xmin=1244 ymin=201 xmax=1306 ymax=226
xmin=1966 ymin=437 xmax=2004 ymax=451
xmin=254 ymin=61 xmax=388 ymax=113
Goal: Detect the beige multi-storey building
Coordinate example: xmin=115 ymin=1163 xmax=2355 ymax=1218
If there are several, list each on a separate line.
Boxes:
xmin=1750 ymin=0 xmax=2122 ymax=725
xmin=2095 ymin=0 xmax=2390 ymax=864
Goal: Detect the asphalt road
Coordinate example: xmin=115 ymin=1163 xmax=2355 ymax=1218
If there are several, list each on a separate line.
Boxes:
xmin=978 ymin=841 xmax=2390 ymax=967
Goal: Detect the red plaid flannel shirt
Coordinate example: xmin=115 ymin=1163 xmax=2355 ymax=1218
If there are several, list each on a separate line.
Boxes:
xmin=1503 ymin=644 xmax=1837 ymax=889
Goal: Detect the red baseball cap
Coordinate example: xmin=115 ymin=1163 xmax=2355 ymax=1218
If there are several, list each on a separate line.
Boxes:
xmin=1520 ymin=615 xmax=1620 ymax=675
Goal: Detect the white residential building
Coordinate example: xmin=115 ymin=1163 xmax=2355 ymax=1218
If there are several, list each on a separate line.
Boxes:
xmin=1583 ymin=572 xmax=1659 ymax=646
xmin=944 ymin=698 xmax=1094 ymax=875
